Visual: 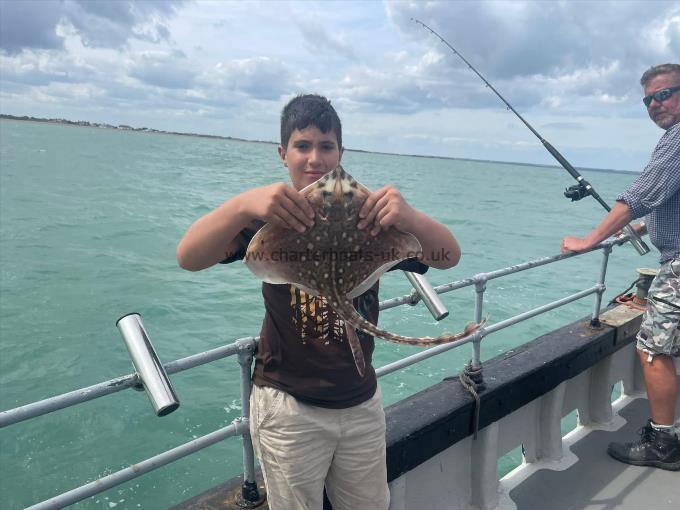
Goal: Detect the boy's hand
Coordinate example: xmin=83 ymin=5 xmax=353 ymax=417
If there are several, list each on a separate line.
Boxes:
xmin=357 ymin=185 xmax=416 ymax=236
xmin=247 ymin=183 xmax=315 ymax=232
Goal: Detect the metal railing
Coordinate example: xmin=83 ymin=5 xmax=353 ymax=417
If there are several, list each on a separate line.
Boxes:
xmin=1 ymin=235 xmax=634 ymax=509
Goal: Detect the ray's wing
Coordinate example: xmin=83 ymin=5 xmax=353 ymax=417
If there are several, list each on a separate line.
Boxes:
xmin=345 ymin=228 xmax=423 ymax=299
xmin=245 ymin=224 xmax=322 ymax=296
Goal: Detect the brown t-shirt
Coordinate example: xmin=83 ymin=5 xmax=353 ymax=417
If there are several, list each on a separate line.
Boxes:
xmin=223 ymin=221 xmax=428 ymax=408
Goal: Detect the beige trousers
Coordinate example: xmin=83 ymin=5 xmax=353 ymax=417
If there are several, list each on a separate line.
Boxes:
xmin=249 ymin=384 xmax=390 ymax=510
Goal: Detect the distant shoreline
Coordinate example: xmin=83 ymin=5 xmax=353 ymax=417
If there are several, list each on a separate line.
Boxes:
xmin=0 ymin=114 xmax=637 ymax=175
xmin=0 ymin=113 xmax=270 ymax=145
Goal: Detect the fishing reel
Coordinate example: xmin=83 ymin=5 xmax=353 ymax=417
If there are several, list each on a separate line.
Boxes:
xmin=564 ymin=183 xmax=590 ymax=202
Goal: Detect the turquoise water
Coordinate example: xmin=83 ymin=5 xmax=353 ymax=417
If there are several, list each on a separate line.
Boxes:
xmin=0 ymin=119 xmax=651 ymax=509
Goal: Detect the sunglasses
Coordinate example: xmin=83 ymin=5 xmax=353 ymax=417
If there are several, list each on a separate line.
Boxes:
xmin=643 ymin=85 xmax=680 ymax=107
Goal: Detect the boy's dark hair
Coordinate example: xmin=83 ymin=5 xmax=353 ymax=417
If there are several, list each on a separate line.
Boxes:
xmin=280 ymin=94 xmax=342 ymax=149
xmin=640 ymin=63 xmax=680 ymax=87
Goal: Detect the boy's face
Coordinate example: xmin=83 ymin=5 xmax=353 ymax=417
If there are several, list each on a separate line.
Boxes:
xmin=278 ymin=126 xmax=343 ymax=190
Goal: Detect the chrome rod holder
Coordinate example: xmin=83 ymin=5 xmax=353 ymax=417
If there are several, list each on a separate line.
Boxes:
xmin=404 ymin=271 xmax=449 ymax=321
xmin=621 ymin=224 xmax=650 ymax=255
xmin=116 ymin=313 xmax=179 ymax=416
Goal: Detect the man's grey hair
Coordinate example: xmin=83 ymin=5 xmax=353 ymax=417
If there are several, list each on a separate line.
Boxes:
xmin=640 ymin=64 xmax=680 ymax=87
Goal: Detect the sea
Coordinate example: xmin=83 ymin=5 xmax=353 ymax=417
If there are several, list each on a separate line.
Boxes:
xmin=0 ymin=119 xmax=654 ymax=509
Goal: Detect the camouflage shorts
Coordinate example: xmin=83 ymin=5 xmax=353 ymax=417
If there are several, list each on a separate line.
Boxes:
xmin=636 ymin=258 xmax=680 ymax=357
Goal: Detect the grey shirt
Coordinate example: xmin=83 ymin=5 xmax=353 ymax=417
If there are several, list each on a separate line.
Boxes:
xmin=616 ymin=122 xmax=680 ymax=264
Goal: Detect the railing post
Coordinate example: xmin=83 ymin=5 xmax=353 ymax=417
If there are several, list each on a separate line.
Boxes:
xmin=590 ymin=245 xmax=611 ymax=327
xmin=472 ymin=274 xmax=487 ymax=369
xmin=236 ymin=341 xmax=264 ymax=507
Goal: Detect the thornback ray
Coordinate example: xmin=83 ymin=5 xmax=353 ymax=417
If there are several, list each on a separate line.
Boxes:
xmin=244 ymin=166 xmax=485 ymax=376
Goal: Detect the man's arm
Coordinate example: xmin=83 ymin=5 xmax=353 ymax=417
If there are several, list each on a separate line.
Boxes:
xmin=561 ymin=124 xmax=679 ymax=255
xmin=177 ymin=184 xmax=315 ymax=271
xmin=560 ymin=201 xmax=632 ymax=253
xmin=357 ymin=186 xmax=461 ymax=269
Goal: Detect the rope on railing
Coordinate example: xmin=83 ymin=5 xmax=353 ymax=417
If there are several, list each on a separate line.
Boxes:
xmin=457 ymin=361 xmax=486 ymax=440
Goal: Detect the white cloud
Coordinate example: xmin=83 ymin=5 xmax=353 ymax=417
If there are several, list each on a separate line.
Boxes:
xmin=0 ymin=0 xmax=184 ymax=54
xmin=200 ymin=57 xmax=294 ymax=101
xmin=1 ymin=0 xmax=676 ymax=171
xmin=298 ymin=18 xmax=357 ymax=60
xmin=129 ymin=50 xmax=196 ymax=89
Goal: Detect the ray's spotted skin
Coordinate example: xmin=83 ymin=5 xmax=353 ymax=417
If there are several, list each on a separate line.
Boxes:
xmin=245 ymin=166 xmax=484 ymax=375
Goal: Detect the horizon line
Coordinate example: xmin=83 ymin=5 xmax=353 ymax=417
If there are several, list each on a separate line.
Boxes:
xmin=0 ymin=113 xmax=638 ymax=176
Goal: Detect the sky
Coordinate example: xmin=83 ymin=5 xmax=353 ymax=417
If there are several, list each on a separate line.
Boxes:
xmin=1 ymin=0 xmax=679 ymax=171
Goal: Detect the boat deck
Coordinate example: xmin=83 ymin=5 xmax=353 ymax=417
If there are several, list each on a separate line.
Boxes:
xmin=503 ymin=396 xmax=680 ymax=510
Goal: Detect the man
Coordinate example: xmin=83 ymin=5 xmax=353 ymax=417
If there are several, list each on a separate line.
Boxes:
xmin=561 ymin=63 xmax=680 ymax=471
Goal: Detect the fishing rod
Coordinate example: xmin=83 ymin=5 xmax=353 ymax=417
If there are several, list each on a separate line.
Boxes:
xmin=412 ymin=18 xmax=649 ymax=256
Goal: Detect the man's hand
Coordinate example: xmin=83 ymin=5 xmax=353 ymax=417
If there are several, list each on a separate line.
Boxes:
xmin=245 ymin=183 xmax=315 ymax=232
xmin=560 ymin=236 xmax=592 ymax=253
xmin=357 ymin=185 xmax=416 ymax=235
xmin=560 ymin=201 xmax=634 ymax=255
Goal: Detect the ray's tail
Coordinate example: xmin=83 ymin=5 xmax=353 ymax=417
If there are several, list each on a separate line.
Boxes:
xmin=338 ymin=303 xmax=486 ymax=347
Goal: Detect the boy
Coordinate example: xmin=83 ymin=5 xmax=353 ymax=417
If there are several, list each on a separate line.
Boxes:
xmin=177 ymin=94 xmax=461 ymax=509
